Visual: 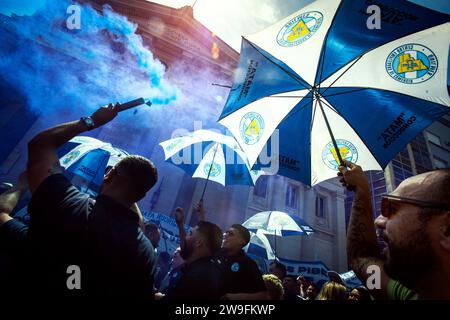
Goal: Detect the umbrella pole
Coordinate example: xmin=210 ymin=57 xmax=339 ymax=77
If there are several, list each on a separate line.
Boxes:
xmin=316 ymin=97 xmax=344 ymax=167
xmin=200 ymin=143 xmax=219 ymax=201
xmin=274 ymin=230 xmax=277 ymax=260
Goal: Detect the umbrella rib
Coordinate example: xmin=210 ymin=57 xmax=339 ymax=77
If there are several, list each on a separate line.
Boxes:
xmin=319 ymin=97 xmax=385 ymax=169
xmin=322 ymin=87 xmax=369 ymax=98
xmin=280 ymin=96 xmax=315 ymax=122
xmin=310 ymin=97 xmax=318 ymax=133
xmin=320 ymin=56 xmax=362 ymax=97
xmin=268 ymin=95 xmax=312 ymax=99
xmin=246 ymin=39 xmax=313 ymax=89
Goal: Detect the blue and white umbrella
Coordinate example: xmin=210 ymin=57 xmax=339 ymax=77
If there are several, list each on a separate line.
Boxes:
xmin=58 ymin=136 xmax=129 ymax=191
xmin=218 ymin=0 xmax=450 ymax=186
xmin=243 ymin=211 xmax=314 ymax=237
xmin=244 ymin=230 xmax=276 ymax=260
xmin=159 ymin=130 xmax=266 ymax=198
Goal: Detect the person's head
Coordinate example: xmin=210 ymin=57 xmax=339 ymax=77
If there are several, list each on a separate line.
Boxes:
xmin=222 ymin=224 xmax=250 ymax=252
xmin=348 ymin=286 xmax=372 ymax=301
xmin=316 ymin=281 xmax=347 ymax=300
xmin=269 ymin=261 xmax=287 ymax=280
xmin=375 ymin=169 xmax=450 ymax=292
xmin=101 ymin=155 xmax=158 ymax=204
xmin=263 ymin=274 xmax=284 ymax=300
xmin=305 ymin=282 xmax=318 ymax=300
xmin=297 ymin=275 xmax=310 ymax=288
xmin=171 ymin=247 xmax=185 ymax=269
xmin=144 ymin=222 xmax=161 ymax=248
xmin=180 ymin=221 xmax=222 ymax=261
xmin=282 ymin=275 xmax=299 ymax=296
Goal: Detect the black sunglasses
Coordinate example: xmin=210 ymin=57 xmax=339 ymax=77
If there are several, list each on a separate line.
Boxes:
xmin=381 ymin=194 xmax=450 ymax=217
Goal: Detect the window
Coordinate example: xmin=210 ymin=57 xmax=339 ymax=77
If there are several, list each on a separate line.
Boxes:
xmin=254 ymin=176 xmax=268 ymax=198
xmin=285 ymin=184 xmax=298 ymax=209
xmin=315 ymin=195 xmax=327 ymax=219
xmin=434 ymin=157 xmax=448 ymax=169
xmin=426 ymin=132 xmax=442 ymax=146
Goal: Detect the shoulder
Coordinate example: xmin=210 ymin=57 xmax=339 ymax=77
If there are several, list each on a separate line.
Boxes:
xmin=387 ymin=279 xmax=418 ymax=300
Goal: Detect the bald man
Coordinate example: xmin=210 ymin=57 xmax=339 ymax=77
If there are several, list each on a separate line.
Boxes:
xmin=339 ymin=160 xmax=450 ymax=300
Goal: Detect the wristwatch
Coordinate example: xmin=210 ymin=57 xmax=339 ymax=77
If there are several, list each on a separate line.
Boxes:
xmin=80 ymin=116 xmax=95 ymax=129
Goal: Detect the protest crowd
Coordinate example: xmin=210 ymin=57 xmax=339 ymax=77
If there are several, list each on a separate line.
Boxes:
xmin=0 ymin=103 xmax=449 ymax=301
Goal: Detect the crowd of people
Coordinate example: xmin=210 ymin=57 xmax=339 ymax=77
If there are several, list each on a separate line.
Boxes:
xmin=0 ymin=103 xmax=449 ymax=300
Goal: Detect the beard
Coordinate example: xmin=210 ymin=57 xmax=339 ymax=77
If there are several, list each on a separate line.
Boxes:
xmin=383 ymin=229 xmax=435 ymax=290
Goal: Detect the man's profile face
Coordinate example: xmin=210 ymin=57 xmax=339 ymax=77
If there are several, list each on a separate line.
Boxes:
xmin=378 ymin=177 xmax=437 ymax=290
xmin=222 ymin=227 xmax=244 ymax=250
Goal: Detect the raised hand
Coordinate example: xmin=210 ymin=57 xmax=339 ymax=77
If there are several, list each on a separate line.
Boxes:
xmin=90 ymin=102 xmax=121 ymax=128
xmin=337 ymin=160 xmax=368 ymax=191
xmin=174 ymin=207 xmax=184 ymax=225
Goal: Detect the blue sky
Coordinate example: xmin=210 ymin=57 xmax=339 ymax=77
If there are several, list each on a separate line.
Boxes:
xmin=1 ymin=0 xmax=449 ymax=51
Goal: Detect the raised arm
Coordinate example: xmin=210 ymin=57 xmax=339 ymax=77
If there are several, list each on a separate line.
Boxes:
xmin=174 ymin=207 xmax=186 ymax=252
xmin=27 ymin=103 xmax=120 ymax=193
xmin=339 ymin=160 xmax=390 ymax=299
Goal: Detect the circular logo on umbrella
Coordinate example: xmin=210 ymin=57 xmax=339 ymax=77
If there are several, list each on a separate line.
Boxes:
xmin=321 ymin=139 xmax=358 ymax=170
xmin=240 ymin=112 xmax=265 ymax=145
xmin=203 ymin=162 xmax=221 ymax=177
xmin=61 ymin=150 xmax=80 ymax=165
xmin=166 ymin=139 xmax=183 ymax=152
xmin=277 ymin=11 xmax=323 ymax=47
xmin=272 ymin=215 xmax=290 ymax=227
xmin=386 ymin=44 xmax=438 ymax=84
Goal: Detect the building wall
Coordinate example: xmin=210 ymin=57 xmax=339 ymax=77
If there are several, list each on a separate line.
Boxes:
xmin=245 ymin=175 xmax=348 ymax=272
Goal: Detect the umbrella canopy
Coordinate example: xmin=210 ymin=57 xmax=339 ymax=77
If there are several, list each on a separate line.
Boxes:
xmin=218 ymin=0 xmax=450 ymax=186
xmin=58 ymin=136 xmax=129 ymax=191
xmin=244 ymin=229 xmax=276 ymax=260
xmin=159 ymin=130 xmax=265 ymax=188
xmin=243 ymin=211 xmax=314 ymax=237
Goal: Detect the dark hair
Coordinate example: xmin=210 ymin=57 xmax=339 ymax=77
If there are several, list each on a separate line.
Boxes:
xmin=115 ymin=155 xmax=158 ymax=199
xmin=353 ymin=286 xmax=372 ymax=301
xmin=269 ymin=261 xmax=287 ymax=278
xmin=283 ymin=275 xmax=297 ymax=282
xmin=308 ymin=282 xmax=318 ymax=290
xmin=144 ymin=222 xmax=159 ymax=235
xmin=231 ymin=224 xmax=251 ymax=247
xmin=197 ymin=221 xmax=223 ymax=255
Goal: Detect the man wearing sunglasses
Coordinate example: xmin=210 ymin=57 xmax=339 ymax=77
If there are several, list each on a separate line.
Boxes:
xmin=338 ymin=160 xmax=450 ymax=300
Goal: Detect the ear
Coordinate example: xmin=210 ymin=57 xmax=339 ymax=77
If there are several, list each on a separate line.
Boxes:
xmin=439 ymin=213 xmax=450 ymax=252
xmin=103 ymin=167 xmax=115 ymax=184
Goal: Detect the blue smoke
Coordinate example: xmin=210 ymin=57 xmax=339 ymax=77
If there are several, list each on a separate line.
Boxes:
xmin=0 ymin=0 xmax=178 ymax=116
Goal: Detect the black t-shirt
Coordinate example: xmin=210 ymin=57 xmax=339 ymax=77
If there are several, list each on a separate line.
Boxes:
xmin=216 ymin=249 xmax=266 ymax=294
xmin=0 ymin=218 xmax=30 ymax=296
xmin=27 ymin=173 xmax=156 ymax=299
xmin=164 ymin=256 xmax=223 ymax=300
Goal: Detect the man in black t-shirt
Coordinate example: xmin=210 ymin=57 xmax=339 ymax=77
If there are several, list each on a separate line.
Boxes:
xmin=163 ymin=208 xmax=223 ymax=300
xmin=216 ymin=224 xmax=268 ymax=300
xmin=23 ymin=102 xmax=158 ymax=299
xmin=193 ymin=201 xmax=268 ymax=300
